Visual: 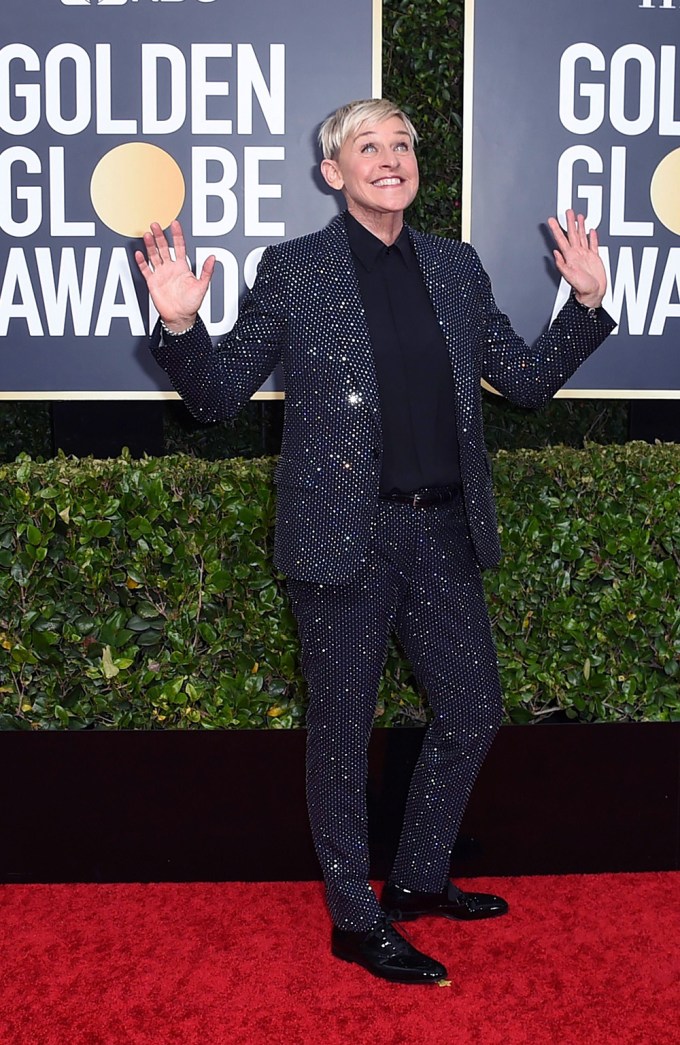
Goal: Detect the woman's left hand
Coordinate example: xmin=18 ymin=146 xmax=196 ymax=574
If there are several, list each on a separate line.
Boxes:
xmin=547 ymin=208 xmax=606 ymax=309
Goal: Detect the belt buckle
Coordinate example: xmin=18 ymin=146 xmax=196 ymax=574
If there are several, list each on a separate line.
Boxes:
xmin=412 ymin=491 xmax=423 ymax=508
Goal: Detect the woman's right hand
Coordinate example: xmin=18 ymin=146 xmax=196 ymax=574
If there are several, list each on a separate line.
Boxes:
xmin=134 ymin=219 xmax=215 ymax=333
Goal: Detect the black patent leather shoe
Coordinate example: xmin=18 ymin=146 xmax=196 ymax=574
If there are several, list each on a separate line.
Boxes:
xmin=331 ymin=919 xmax=447 ymax=984
xmin=381 ymin=881 xmax=509 ymax=922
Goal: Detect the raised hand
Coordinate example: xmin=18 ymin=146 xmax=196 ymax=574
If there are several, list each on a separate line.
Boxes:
xmin=134 ymin=220 xmax=215 ymax=333
xmin=547 ymin=209 xmax=606 ymax=309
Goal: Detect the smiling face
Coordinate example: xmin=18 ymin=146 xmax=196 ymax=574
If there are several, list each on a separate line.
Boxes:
xmin=320 ymin=115 xmax=419 ymax=236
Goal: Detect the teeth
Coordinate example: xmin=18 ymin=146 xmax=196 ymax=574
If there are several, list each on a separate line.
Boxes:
xmin=373 ymin=178 xmax=401 ymax=186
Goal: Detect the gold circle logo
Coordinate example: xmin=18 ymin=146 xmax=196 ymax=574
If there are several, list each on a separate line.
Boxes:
xmin=90 ymin=143 xmax=185 ymax=237
xmin=650 ymin=148 xmax=680 ymax=237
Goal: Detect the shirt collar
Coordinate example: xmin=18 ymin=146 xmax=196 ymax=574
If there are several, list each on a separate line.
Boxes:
xmin=344 ymin=210 xmax=412 ymax=272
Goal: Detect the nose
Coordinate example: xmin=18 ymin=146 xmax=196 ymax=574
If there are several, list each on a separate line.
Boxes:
xmin=380 ymin=152 xmax=399 ymax=168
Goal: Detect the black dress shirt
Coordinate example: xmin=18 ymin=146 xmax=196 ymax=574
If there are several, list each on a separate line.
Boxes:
xmin=345 ymin=211 xmax=461 ymax=495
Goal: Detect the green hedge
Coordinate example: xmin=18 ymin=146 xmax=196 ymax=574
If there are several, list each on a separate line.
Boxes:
xmin=0 ymin=443 xmax=677 ymax=730
xmin=384 ymin=0 xmax=465 ymax=238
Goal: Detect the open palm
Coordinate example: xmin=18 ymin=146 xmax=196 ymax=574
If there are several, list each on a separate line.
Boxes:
xmin=134 ymin=220 xmax=215 ymax=332
xmin=547 ymin=209 xmax=606 ymax=309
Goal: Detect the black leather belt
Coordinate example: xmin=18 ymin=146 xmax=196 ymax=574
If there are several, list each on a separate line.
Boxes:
xmin=380 ymin=484 xmax=462 ymax=508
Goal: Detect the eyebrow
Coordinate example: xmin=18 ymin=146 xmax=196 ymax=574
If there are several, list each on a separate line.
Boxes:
xmin=353 ymin=129 xmax=411 ymax=143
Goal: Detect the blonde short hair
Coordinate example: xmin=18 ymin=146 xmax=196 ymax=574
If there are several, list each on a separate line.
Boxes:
xmin=318 ymin=99 xmax=418 ymax=160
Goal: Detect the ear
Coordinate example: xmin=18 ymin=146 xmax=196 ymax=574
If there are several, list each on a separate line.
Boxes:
xmin=320 ymin=158 xmax=344 ymax=191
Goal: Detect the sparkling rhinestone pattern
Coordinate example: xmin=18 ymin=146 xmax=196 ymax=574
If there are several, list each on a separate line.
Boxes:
xmin=150 ymin=213 xmax=616 ymax=583
xmin=288 ymin=498 xmax=503 ymax=930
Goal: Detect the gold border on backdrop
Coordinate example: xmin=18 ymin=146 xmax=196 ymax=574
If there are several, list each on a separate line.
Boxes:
xmin=1 ymin=1 xmax=383 ymax=403
xmin=481 ymin=383 xmax=677 ymax=401
xmin=1 ymin=390 xmax=285 ymax=401
xmin=3 ymin=387 xmax=673 ymax=401
xmin=461 ymin=0 xmax=475 ymax=245
xmin=372 ymin=0 xmax=382 ymax=98
xmin=461 ymin=0 xmax=679 ymax=401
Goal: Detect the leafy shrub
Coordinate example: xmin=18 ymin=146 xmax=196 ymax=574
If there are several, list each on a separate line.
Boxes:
xmin=489 ymin=443 xmax=679 ymax=723
xmin=384 ymin=0 xmax=465 ymax=237
xmin=0 ymin=444 xmax=677 ymax=730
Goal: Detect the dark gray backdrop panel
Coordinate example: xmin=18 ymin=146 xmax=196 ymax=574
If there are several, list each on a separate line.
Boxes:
xmin=468 ymin=0 xmax=680 ymax=395
xmin=0 ymin=0 xmax=377 ymax=394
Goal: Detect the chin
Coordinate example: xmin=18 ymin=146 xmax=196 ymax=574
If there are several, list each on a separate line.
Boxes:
xmin=372 ymin=193 xmax=412 ymax=210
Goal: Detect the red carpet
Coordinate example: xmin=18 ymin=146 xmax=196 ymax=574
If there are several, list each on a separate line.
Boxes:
xmin=1 ymin=874 xmax=678 ymax=1045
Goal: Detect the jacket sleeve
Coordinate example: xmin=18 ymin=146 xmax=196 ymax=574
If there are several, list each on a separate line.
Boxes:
xmin=149 ymin=246 xmax=287 ymax=422
xmin=470 ymin=246 xmax=617 ymax=409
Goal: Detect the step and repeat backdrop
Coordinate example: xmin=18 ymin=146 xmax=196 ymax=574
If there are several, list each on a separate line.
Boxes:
xmin=465 ymin=0 xmax=680 ymax=396
xmin=0 ymin=0 xmax=379 ymax=397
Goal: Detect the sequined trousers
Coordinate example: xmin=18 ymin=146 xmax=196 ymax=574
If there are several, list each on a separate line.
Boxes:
xmin=287 ymin=496 xmax=504 ymax=931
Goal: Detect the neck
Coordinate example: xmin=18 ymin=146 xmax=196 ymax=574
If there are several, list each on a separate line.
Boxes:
xmin=346 ymin=203 xmax=404 ymax=246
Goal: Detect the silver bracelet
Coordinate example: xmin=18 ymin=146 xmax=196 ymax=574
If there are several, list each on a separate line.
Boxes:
xmin=160 ymin=318 xmax=196 ymax=337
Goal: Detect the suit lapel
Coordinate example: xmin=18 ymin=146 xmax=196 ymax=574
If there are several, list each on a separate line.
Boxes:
xmin=407 ymin=231 xmax=470 ymax=384
xmin=408 ymin=228 xmax=459 ymax=348
xmin=408 ymin=226 xmax=473 ymax=443
xmin=316 ymin=215 xmax=381 ymax=424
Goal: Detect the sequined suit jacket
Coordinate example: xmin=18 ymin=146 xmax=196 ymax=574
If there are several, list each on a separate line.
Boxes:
xmin=151 ymin=213 xmax=615 ymax=582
